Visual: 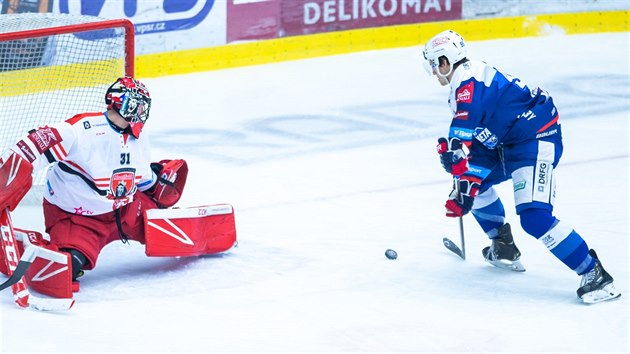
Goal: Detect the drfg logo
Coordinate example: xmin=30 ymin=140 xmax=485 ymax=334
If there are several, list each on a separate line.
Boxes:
xmin=58 ymin=0 xmax=215 ymax=35
xmin=537 ymin=161 xmax=549 ymax=192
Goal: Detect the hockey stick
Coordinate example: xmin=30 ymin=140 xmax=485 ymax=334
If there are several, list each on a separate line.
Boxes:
xmin=442 ymin=177 xmax=466 ymax=260
xmin=0 ymin=208 xmax=30 ymax=307
xmin=0 ymin=245 xmax=35 ymax=291
xmin=0 ymin=208 xmax=74 ymax=311
xmin=443 ymin=217 xmax=465 ymax=260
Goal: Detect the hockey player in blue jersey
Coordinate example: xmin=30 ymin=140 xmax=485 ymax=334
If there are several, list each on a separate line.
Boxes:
xmin=423 ymin=30 xmax=620 ymax=304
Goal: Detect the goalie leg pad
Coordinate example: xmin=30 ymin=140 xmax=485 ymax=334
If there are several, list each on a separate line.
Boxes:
xmin=13 ymin=229 xmax=74 ymax=299
xmin=25 ymin=250 xmax=74 ymax=298
xmin=144 ymin=205 xmax=237 ymax=257
xmin=0 ymin=219 xmax=24 ymax=277
xmin=0 ymin=151 xmax=33 ymax=211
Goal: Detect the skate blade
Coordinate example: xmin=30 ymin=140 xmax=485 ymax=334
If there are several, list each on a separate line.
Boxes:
xmin=485 ymin=258 xmax=526 ymax=272
xmin=580 ymin=283 xmax=622 ymax=304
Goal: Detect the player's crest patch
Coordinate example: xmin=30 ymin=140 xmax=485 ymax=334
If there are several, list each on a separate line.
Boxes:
xmin=108 ymin=168 xmax=137 ymax=199
xmin=456 ymin=81 xmax=474 ymax=104
xmin=27 ymin=126 xmax=62 ymax=154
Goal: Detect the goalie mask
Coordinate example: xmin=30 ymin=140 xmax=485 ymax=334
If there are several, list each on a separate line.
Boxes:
xmin=105 ymin=77 xmax=151 ymax=138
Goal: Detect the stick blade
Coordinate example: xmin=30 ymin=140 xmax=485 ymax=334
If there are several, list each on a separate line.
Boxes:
xmin=0 ymin=260 xmax=32 ymax=291
xmin=443 ymin=237 xmax=465 ymax=260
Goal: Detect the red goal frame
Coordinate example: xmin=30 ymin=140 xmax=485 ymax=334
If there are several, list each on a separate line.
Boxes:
xmin=0 ymin=18 xmax=136 ymax=76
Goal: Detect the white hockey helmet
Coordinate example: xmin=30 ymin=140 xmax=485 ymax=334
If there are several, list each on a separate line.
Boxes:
xmin=422 ymin=30 xmax=467 ymax=77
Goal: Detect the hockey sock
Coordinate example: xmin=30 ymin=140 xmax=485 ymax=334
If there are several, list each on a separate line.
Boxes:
xmin=536 ymin=220 xmax=595 ymax=275
xmin=471 ymin=188 xmax=505 ymax=238
xmin=519 ymin=208 xmax=555 ymax=238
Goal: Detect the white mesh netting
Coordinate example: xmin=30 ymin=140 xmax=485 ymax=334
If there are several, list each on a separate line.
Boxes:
xmin=1 ymin=13 xmax=132 ymax=204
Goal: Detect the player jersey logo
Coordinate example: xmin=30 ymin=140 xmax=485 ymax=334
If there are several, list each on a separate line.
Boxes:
xmin=540 ymin=234 xmax=556 ymax=249
xmin=27 ymin=126 xmax=62 ymax=154
xmin=16 ymin=141 xmax=36 ymax=162
xmin=456 ymin=81 xmax=474 ymax=104
xmin=431 ymin=36 xmax=449 ymax=47
xmin=454 ymin=110 xmax=469 ymax=120
xmin=108 ymin=168 xmax=137 ymax=200
xmin=474 ymin=127 xmax=498 ymax=149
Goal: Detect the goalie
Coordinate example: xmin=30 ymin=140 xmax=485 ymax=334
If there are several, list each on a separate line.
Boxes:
xmin=0 ymin=77 xmax=236 ymax=300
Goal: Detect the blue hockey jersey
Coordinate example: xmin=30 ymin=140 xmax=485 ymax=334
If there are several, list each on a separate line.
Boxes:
xmin=446 ymin=60 xmax=561 ymax=181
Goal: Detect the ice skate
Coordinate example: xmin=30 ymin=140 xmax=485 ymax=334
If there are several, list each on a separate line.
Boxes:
xmin=482 ymin=223 xmax=526 ymax=272
xmin=577 ymin=249 xmax=621 ymax=304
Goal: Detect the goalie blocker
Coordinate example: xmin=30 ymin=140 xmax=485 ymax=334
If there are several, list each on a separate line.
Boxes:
xmin=0 ymin=205 xmax=237 ymax=299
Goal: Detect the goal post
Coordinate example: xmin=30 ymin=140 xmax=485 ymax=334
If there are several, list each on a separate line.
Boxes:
xmin=0 ymin=13 xmax=135 ymax=204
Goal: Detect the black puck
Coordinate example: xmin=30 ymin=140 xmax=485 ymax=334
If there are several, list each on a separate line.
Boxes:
xmin=385 ymin=249 xmax=398 ymax=260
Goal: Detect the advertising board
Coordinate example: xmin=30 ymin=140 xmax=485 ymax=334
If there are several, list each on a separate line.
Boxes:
xmin=225 ymin=0 xmax=462 ymax=41
xmin=281 ymin=0 xmax=462 ymax=36
xmin=53 ymin=0 xmax=226 ymax=55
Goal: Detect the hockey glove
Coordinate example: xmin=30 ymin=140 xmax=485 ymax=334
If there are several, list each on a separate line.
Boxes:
xmin=436 ymin=137 xmax=468 ymax=176
xmin=445 ymin=176 xmax=480 ymax=217
xmin=146 ymin=159 xmax=188 ymax=208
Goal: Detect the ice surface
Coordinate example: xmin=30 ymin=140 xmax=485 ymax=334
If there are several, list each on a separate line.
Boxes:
xmin=1 ymin=32 xmax=628 ymax=353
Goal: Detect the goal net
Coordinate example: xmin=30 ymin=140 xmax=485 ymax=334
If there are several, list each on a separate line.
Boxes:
xmin=0 ymin=13 xmax=134 ymax=204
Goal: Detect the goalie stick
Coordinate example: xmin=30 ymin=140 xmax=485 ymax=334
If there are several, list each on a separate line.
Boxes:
xmin=0 ymin=208 xmax=74 ymax=311
xmin=0 ymin=245 xmax=35 ymax=292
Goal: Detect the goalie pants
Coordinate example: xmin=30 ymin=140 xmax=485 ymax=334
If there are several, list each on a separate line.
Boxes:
xmin=42 ymin=192 xmax=158 ymax=270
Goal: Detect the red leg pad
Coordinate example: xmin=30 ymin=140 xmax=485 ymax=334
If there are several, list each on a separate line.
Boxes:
xmin=144 ymin=204 xmax=237 ymax=257
xmin=0 ymin=152 xmax=33 ymax=212
xmin=0 ymin=223 xmax=24 ymax=276
xmin=14 ymin=229 xmax=73 ymax=299
xmin=0 ymin=229 xmax=24 ymax=277
xmin=25 ymin=253 xmax=73 ymax=299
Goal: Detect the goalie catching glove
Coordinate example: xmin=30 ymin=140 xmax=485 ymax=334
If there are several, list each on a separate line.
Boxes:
xmin=445 ymin=176 xmax=480 ymax=217
xmin=437 ymin=137 xmax=468 ymax=176
xmin=145 ymin=159 xmax=188 ymax=208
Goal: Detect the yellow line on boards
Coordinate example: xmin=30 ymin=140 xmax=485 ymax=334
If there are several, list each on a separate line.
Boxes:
xmin=135 ymin=10 xmax=628 ymax=78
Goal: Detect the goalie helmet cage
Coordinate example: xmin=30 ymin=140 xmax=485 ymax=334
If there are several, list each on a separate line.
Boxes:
xmin=0 ymin=13 xmax=134 ymax=204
